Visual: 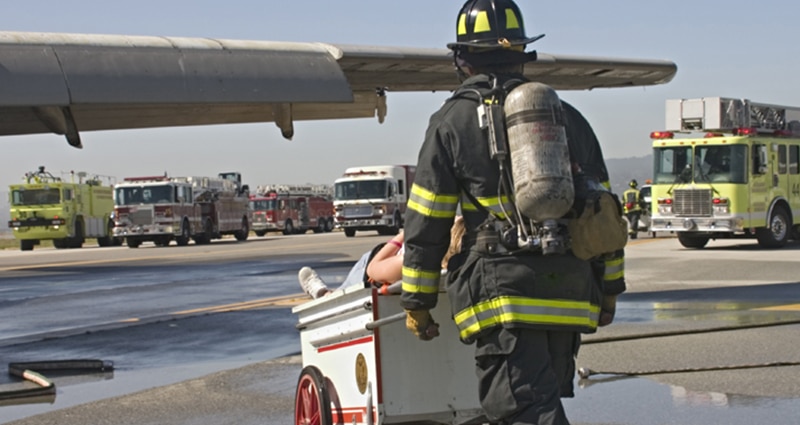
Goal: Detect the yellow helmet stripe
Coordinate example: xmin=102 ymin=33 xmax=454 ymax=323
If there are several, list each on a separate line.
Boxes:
xmin=473 ymin=11 xmax=491 ymax=33
xmin=505 ymin=8 xmax=521 ymax=29
xmin=457 ymin=13 xmax=468 ymax=36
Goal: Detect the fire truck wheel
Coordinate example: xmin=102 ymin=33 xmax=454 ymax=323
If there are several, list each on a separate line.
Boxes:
xmin=53 ymin=239 xmax=68 ymax=249
xmin=382 ymin=211 xmax=401 ymax=235
xmin=126 ymin=239 xmax=142 ymax=248
xmin=677 ymin=233 xmax=709 ymax=249
xmin=313 ymin=220 xmax=325 ymax=234
xmin=235 ymin=217 xmax=249 ymax=241
xmin=98 ymin=221 xmax=115 ymax=247
xmin=294 ymin=366 xmax=332 ymax=425
xmin=344 ymin=228 xmax=356 ymax=237
xmin=283 ymin=220 xmax=294 ymax=236
xmin=176 ymin=220 xmax=191 ymax=246
xmin=69 ymin=221 xmax=84 ymax=249
xmin=756 ymin=206 xmax=790 ymax=248
xmin=324 ymin=218 xmax=334 ymax=233
xmin=194 ymin=218 xmax=213 ymax=244
xmin=20 ymin=240 xmax=34 ymax=251
xmin=255 ymin=230 xmax=267 ymax=237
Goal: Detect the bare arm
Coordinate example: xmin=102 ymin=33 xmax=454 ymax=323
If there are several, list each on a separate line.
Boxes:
xmin=366 ymin=231 xmax=404 ymax=284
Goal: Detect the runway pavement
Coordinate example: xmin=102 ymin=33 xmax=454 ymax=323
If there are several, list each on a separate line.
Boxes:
xmin=3 ymin=236 xmax=800 ymax=424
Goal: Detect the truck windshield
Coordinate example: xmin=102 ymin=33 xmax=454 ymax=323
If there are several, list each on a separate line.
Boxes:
xmin=653 ymin=145 xmax=747 ymax=184
xmin=335 ymin=181 xmax=387 ymax=201
xmin=11 ymin=188 xmax=61 ymax=205
xmin=115 ymin=185 xmax=175 ymax=205
xmin=249 ymin=199 xmax=276 ymax=210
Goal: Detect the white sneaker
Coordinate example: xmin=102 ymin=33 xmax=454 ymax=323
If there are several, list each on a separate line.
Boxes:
xmin=298 ymin=267 xmax=329 ymax=299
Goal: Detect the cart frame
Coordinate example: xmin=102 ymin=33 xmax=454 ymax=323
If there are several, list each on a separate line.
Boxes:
xmin=293 ymin=285 xmax=488 ymax=425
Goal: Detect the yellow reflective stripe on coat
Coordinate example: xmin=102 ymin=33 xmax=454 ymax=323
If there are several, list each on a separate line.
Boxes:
xmin=459 ymin=193 xmax=512 ymax=219
xmin=604 ymin=256 xmax=624 ymax=281
xmin=408 ymin=184 xmax=459 ymax=218
xmin=402 ymin=266 xmax=441 ymax=294
xmin=453 ymin=296 xmax=600 ymax=340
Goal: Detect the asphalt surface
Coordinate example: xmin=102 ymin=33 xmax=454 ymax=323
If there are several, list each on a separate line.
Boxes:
xmin=2 ymin=235 xmax=800 ymax=424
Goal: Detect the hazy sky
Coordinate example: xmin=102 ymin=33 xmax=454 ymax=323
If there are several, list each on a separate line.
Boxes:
xmin=2 ymin=0 xmax=799 ymax=188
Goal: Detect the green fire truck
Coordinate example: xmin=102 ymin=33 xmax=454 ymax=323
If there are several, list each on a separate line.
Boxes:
xmin=650 ymin=97 xmax=800 ymax=249
xmin=8 ymin=166 xmax=121 ymax=251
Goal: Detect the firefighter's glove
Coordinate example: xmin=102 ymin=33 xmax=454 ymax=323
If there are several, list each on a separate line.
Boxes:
xmin=598 ymin=295 xmax=617 ymax=327
xmin=405 ymin=309 xmax=440 ymax=341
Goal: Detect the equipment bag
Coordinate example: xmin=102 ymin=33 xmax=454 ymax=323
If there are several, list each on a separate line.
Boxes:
xmin=567 ymin=189 xmax=628 ymax=260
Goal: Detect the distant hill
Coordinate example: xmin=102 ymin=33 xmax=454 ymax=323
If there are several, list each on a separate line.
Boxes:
xmin=605 ymin=154 xmax=653 ymax=195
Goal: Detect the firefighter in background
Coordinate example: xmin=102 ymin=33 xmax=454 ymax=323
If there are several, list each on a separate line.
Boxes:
xmin=400 ymin=1 xmax=626 ymax=424
xmin=622 ymin=179 xmax=642 ymax=239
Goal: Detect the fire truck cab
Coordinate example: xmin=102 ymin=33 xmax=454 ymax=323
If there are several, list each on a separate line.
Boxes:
xmin=650 ymin=97 xmax=800 ymax=248
xmin=8 ymin=166 xmax=119 ymax=251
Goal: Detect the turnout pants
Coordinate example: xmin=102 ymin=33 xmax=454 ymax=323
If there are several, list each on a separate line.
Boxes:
xmin=475 ymin=327 xmax=579 ymax=425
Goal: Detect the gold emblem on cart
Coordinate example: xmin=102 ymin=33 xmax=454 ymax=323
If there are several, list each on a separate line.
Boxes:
xmin=355 ymin=353 xmax=368 ymax=394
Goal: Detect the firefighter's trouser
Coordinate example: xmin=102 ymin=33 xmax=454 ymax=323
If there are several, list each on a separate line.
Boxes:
xmin=475 ymin=327 xmax=579 ymax=425
xmin=626 ymin=211 xmax=641 ymax=234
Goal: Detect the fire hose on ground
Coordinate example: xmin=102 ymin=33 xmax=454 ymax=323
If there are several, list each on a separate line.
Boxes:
xmin=0 ymin=359 xmax=113 ymax=402
xmin=578 ymin=317 xmax=800 ymax=380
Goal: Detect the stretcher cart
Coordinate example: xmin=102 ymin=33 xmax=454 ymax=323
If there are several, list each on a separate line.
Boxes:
xmin=292 ymin=285 xmax=488 ymax=425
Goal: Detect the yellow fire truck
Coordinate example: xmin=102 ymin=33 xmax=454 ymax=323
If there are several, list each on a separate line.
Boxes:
xmin=8 ymin=166 xmax=120 ymax=251
xmin=650 ymin=97 xmax=800 ymax=248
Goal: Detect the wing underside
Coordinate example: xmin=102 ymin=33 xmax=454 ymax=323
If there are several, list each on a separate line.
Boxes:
xmin=0 ymin=32 xmax=677 ymax=145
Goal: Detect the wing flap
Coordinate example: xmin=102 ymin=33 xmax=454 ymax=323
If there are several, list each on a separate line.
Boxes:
xmin=0 ymin=31 xmax=677 ymax=141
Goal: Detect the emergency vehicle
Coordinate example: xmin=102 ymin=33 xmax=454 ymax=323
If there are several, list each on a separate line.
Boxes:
xmin=249 ymin=184 xmax=334 ymax=236
xmin=333 ymin=165 xmax=415 ymax=237
xmin=113 ymin=172 xmax=250 ymax=248
xmin=8 ymin=166 xmax=119 ymax=251
xmin=650 ymin=97 xmax=800 ymax=248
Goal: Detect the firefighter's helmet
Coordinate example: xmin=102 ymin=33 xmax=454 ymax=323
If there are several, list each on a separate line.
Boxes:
xmin=447 ymin=0 xmax=544 ymax=51
xmin=629 ymin=179 xmax=638 ymax=189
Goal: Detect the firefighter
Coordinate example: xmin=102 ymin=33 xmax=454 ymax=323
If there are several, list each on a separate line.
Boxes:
xmin=622 ymin=179 xmax=641 ymax=239
xmin=401 ymin=1 xmax=626 ymax=424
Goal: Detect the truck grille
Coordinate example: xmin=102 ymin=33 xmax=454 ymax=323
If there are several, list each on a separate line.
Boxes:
xmin=129 ymin=208 xmax=154 ymax=225
xmin=343 ymin=205 xmax=373 ymax=218
xmin=673 ymin=189 xmax=712 ymax=216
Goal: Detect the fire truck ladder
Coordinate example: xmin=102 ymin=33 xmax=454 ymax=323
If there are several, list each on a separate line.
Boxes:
xmin=666 ymin=97 xmax=800 ymax=134
xmin=258 ymin=184 xmax=332 ymax=197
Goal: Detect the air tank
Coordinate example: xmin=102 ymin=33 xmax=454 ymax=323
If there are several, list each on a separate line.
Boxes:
xmin=504 ymin=82 xmax=574 ymax=222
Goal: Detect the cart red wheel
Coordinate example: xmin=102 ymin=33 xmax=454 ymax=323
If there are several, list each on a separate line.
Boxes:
xmin=295 ymin=366 xmax=332 ymax=425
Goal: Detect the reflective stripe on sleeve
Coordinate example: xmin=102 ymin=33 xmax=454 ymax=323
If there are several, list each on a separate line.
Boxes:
xmin=401 ymin=266 xmax=442 ymax=294
xmin=407 ymin=184 xmax=458 ymax=219
xmin=453 ymin=296 xmax=600 ymax=340
xmin=603 ymin=256 xmax=624 ymax=281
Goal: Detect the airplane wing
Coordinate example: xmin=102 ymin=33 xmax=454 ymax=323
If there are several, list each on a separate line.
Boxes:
xmin=0 ymin=31 xmax=677 ymax=147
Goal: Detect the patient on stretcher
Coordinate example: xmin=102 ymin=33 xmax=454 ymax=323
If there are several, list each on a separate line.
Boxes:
xmin=298 ymin=217 xmax=465 ymax=299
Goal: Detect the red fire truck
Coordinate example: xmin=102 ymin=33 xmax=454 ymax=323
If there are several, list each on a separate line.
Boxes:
xmin=249 ymin=185 xmax=334 ymax=236
xmin=113 ymin=172 xmax=250 ymax=247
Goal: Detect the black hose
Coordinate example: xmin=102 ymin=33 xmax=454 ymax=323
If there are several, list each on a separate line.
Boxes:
xmin=1 ymin=359 xmax=113 ymax=402
xmin=578 ymin=361 xmax=800 ymax=379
